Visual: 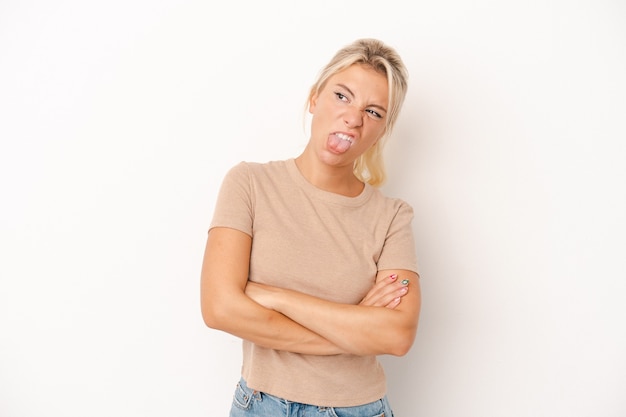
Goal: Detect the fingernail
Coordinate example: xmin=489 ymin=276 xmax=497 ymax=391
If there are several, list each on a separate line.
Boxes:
xmin=389 ymin=274 xmax=398 ymax=281
xmin=400 ymin=287 xmax=408 ymax=293
xmin=401 ymin=279 xmax=409 ymax=286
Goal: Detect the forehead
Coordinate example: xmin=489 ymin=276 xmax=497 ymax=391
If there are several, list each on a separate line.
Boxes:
xmin=325 ymin=64 xmax=389 ymax=100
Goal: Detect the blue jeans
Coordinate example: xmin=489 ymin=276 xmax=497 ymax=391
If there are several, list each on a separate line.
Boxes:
xmin=229 ymin=378 xmax=395 ymax=417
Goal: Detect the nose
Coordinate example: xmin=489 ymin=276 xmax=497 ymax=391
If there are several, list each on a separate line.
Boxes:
xmin=343 ymin=106 xmax=363 ymax=128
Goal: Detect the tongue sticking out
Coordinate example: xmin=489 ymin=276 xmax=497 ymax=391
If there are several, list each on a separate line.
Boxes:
xmin=328 ymin=134 xmax=352 ymax=154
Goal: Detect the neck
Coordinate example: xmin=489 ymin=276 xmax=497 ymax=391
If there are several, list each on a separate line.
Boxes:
xmin=294 ymin=151 xmax=364 ymax=197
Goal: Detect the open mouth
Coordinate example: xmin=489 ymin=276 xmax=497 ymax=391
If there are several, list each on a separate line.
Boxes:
xmin=328 ymin=132 xmax=354 ymax=154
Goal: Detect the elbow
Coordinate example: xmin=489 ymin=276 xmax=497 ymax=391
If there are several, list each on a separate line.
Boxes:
xmin=388 ymin=309 xmax=420 ymax=356
xmin=389 ymin=338 xmax=413 ymax=357
xmin=202 ymin=311 xmax=218 ymax=330
xmin=387 ymin=328 xmax=416 ymax=357
xmin=350 ymin=328 xmax=415 ymax=356
xmin=201 ymin=298 xmax=230 ymax=330
xmin=201 ymin=305 xmax=219 ymax=329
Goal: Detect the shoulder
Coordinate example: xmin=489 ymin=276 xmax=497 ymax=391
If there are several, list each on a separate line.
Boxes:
xmin=221 ymin=159 xmax=292 ymax=195
xmin=227 ymin=159 xmax=289 ymax=177
xmin=369 ymin=187 xmax=415 ymax=216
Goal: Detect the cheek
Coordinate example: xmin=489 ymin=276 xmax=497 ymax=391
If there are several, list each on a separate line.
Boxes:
xmin=367 ymin=122 xmax=386 ymax=141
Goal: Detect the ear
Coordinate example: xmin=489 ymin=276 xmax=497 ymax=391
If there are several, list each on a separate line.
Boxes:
xmin=308 ymin=92 xmax=318 ymax=114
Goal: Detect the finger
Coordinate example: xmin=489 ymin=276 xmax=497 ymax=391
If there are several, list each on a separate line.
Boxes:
xmin=379 ymin=285 xmax=409 ymax=308
xmin=385 ymin=296 xmax=402 ymax=309
xmin=361 ymin=276 xmax=410 ymax=307
xmin=360 ymin=274 xmax=398 ymax=305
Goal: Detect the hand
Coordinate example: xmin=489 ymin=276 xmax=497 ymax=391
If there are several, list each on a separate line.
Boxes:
xmin=359 ymin=274 xmax=409 ymax=309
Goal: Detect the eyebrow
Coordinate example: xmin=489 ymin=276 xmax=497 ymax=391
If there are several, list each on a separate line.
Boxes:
xmin=335 ymin=83 xmax=388 ymax=113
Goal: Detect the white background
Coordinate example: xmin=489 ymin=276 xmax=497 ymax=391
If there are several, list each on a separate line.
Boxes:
xmin=1 ymin=1 xmax=625 ymax=416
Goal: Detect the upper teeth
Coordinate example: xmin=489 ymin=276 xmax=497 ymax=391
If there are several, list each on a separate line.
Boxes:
xmin=336 ymin=133 xmax=353 ymax=143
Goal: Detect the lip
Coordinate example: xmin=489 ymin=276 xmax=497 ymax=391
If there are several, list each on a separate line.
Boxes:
xmin=332 ymin=131 xmax=355 ymax=143
xmin=325 ymin=131 xmax=356 ymax=155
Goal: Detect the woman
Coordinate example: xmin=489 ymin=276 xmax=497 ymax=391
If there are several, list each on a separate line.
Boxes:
xmin=201 ymin=38 xmax=421 ymax=416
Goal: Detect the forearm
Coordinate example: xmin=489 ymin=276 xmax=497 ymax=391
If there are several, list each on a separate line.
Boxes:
xmin=201 ymin=227 xmax=345 ymax=355
xmin=203 ymin=290 xmax=346 ymax=355
xmin=264 ymin=274 xmax=420 ymax=356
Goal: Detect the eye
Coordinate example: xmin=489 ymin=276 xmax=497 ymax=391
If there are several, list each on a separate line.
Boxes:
xmin=366 ymin=109 xmax=383 ymax=119
xmin=334 ymin=92 xmax=349 ymax=102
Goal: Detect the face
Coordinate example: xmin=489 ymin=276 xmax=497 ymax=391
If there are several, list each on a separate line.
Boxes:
xmin=308 ymin=63 xmax=389 ymax=167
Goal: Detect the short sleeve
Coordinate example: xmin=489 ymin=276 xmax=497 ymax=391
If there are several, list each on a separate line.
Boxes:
xmin=376 ymin=200 xmax=419 ymax=274
xmin=209 ymin=162 xmax=254 ymax=236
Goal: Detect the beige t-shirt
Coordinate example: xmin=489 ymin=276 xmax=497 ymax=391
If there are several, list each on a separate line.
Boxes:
xmin=209 ymin=158 xmax=419 ymax=407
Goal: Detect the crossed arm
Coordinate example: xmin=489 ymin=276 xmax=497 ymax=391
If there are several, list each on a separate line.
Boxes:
xmin=200 ymin=227 xmax=421 ymax=357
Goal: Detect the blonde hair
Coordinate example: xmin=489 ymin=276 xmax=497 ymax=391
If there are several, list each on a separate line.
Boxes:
xmin=307 ymin=38 xmax=409 ymax=186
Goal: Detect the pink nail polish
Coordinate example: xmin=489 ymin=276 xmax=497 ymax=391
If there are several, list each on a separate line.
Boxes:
xmin=389 ymin=274 xmax=398 ymax=281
